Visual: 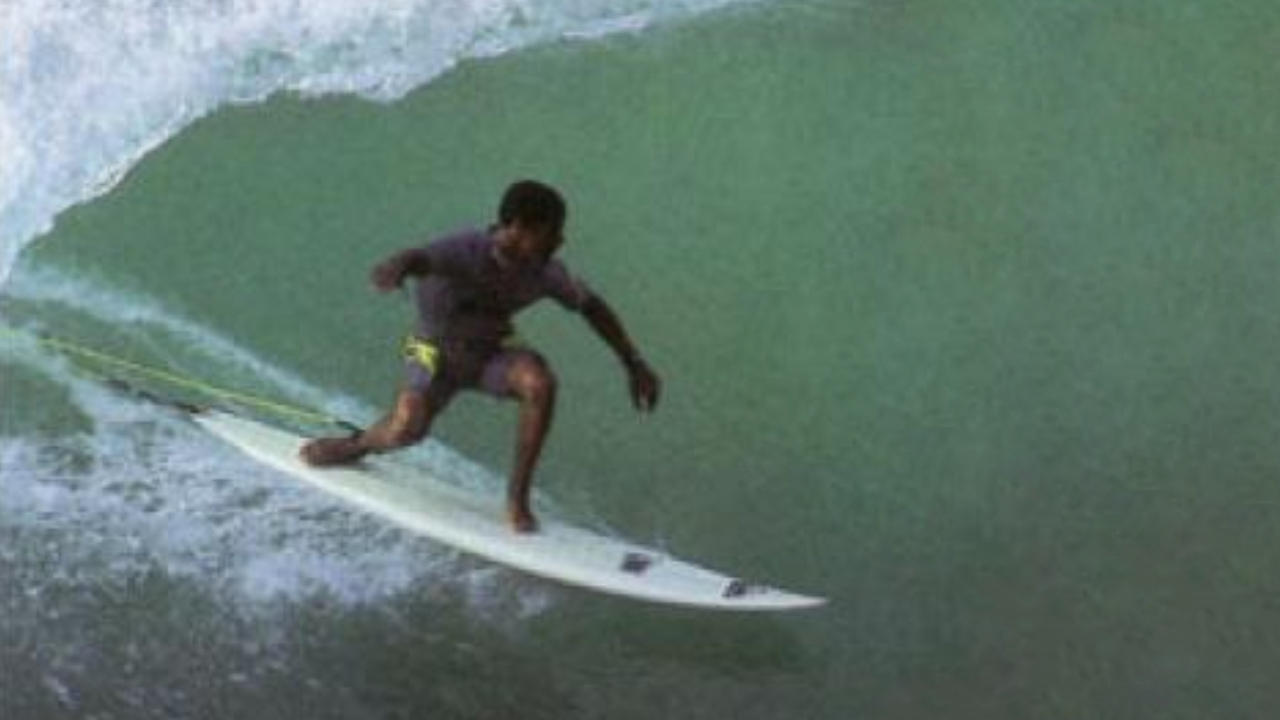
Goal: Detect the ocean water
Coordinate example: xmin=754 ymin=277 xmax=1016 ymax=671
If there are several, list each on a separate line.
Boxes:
xmin=4 ymin=0 xmax=1280 ymax=717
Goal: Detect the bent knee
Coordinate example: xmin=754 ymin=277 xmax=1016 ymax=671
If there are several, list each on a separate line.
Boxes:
xmin=368 ymin=393 xmax=432 ymax=449
xmin=383 ymin=420 xmax=429 ymax=447
xmin=393 ymin=403 xmax=432 ymax=443
xmin=508 ymin=356 xmax=557 ymax=405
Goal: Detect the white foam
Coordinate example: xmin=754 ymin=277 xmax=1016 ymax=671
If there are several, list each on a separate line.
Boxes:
xmin=7 ymin=263 xmax=372 ymax=425
xmin=0 ymin=277 xmax=559 ymax=614
xmin=0 ymin=349 xmax=551 ymax=615
xmin=0 ymin=0 xmax=753 ymax=284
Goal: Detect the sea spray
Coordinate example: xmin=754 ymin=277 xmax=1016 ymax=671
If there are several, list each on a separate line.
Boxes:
xmin=0 ymin=305 xmax=555 ymax=614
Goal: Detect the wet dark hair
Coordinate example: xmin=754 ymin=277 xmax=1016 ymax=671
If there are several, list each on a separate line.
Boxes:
xmin=497 ymin=180 xmax=566 ymax=234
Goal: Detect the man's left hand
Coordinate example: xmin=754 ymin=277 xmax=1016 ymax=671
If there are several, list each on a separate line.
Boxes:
xmin=627 ymin=359 xmax=660 ymax=413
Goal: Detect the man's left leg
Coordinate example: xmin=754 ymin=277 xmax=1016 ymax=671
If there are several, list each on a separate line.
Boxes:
xmin=490 ymin=351 xmax=558 ymax=533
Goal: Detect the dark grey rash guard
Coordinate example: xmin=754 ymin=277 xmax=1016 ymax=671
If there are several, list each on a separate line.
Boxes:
xmin=409 ymin=228 xmax=592 ymax=343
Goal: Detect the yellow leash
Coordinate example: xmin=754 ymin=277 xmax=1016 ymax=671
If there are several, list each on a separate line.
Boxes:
xmin=2 ymin=324 xmax=352 ymax=430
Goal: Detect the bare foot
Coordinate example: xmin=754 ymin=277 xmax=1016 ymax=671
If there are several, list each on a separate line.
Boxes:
xmin=299 ymin=436 xmax=366 ymax=467
xmin=506 ymin=503 xmax=539 ymax=534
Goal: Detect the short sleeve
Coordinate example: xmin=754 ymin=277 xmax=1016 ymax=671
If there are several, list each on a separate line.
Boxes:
xmin=423 ymin=230 xmax=483 ymax=278
xmin=542 ymin=260 xmax=593 ymax=312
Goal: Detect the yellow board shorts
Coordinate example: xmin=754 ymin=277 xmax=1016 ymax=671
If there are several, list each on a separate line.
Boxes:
xmin=402 ymin=334 xmax=536 ymax=406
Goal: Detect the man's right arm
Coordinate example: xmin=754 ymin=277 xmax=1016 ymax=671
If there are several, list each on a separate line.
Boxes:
xmin=370 ymin=248 xmax=432 ymax=292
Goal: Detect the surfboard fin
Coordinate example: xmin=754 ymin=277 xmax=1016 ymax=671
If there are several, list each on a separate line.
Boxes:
xmin=620 ymin=552 xmax=654 ymax=574
xmin=723 ymin=579 xmax=766 ymax=599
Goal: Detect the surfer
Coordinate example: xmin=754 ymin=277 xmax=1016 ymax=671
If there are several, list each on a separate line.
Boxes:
xmin=300 ymin=180 xmax=661 ymax=533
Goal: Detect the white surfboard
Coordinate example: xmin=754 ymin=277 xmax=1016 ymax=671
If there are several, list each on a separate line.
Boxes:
xmin=194 ymin=410 xmax=825 ymax=611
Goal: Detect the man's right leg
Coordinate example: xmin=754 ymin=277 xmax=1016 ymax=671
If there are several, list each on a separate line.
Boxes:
xmin=300 ymin=388 xmax=437 ymax=466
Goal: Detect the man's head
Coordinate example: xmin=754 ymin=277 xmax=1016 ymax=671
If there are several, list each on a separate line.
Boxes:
xmin=495 ymin=180 xmax=567 ymax=263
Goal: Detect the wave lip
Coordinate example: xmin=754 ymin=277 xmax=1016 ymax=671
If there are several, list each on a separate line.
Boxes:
xmin=0 ymin=0 xmax=751 ymax=285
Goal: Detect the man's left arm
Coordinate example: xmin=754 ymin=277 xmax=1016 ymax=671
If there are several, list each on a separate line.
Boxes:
xmin=580 ymin=293 xmax=661 ymax=412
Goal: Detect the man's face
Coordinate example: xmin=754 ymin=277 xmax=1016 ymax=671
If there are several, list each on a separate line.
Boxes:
xmin=501 ymin=221 xmax=562 ymax=265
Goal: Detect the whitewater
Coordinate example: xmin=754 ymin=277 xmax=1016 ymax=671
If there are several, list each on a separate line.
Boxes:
xmin=0 ymin=0 xmax=751 ymax=284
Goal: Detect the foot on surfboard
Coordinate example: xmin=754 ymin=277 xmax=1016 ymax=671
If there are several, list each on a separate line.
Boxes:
xmin=507 ymin=504 xmax=539 ymax=534
xmin=299 ymin=436 xmax=368 ymax=467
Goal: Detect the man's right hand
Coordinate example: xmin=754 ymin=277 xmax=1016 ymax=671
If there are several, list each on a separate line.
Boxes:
xmin=371 ymin=259 xmax=405 ymax=292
